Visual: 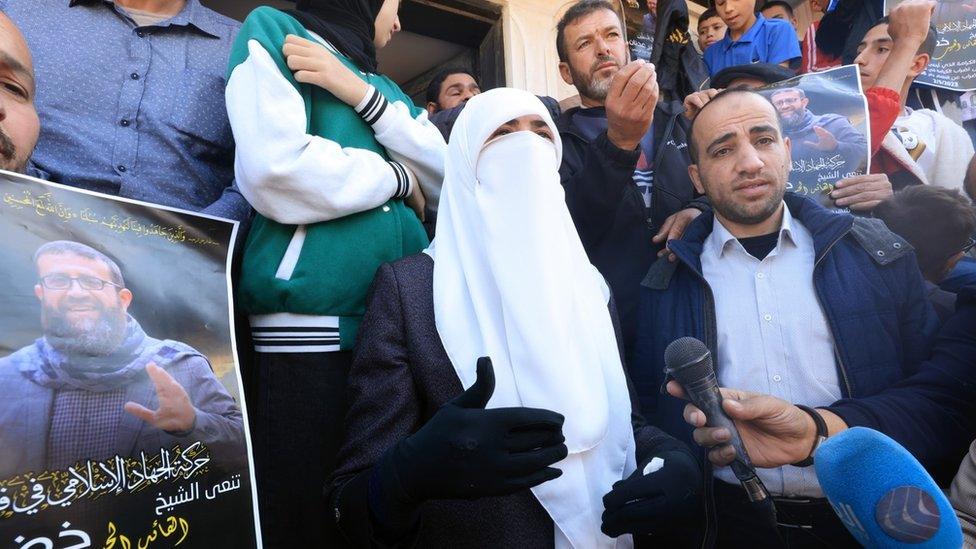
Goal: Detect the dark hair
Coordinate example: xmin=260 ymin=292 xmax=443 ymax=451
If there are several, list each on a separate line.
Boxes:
xmin=556 ymin=0 xmax=620 ymax=63
xmin=687 ymin=88 xmax=780 ymax=163
xmin=870 ymin=16 xmax=937 ymax=58
xmin=425 ymin=67 xmax=478 ymax=106
xmin=34 ymin=240 xmax=125 ymax=287
xmin=761 ymin=1 xmax=794 ymax=17
xmin=698 ymin=7 xmax=721 ymax=28
xmin=874 ymin=186 xmax=976 ymax=281
xmin=966 ymin=155 xmax=976 ymax=202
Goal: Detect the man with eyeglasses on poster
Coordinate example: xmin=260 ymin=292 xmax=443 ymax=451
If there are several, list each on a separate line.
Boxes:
xmin=0 ymin=240 xmax=246 ymax=478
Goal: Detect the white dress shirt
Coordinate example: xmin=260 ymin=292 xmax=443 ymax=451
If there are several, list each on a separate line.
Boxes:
xmin=701 ymin=205 xmax=841 ymax=497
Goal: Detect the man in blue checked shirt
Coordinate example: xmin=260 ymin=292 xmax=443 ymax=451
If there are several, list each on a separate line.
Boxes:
xmin=0 ymin=0 xmax=251 ymax=222
xmin=704 ymin=0 xmax=801 ymax=76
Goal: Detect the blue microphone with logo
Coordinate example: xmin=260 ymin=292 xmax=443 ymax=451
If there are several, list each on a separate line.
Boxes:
xmin=815 ymin=427 xmax=962 ymax=548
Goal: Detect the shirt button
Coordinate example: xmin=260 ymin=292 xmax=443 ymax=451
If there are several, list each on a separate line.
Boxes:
xmin=773 ymin=374 xmax=782 ymax=382
xmin=757 ymin=272 xmax=765 ymax=279
xmin=130 ymin=73 xmax=140 ymax=80
xmin=763 ymin=314 xmax=772 ymax=321
xmin=137 ymin=30 xmax=145 ymax=37
xmin=118 ymin=165 xmax=127 ymax=173
xmin=120 ymin=119 xmax=130 ymax=127
xmin=382 ymin=205 xmax=391 ymax=212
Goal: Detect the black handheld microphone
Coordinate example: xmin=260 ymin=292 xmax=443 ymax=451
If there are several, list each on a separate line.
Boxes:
xmin=664 ymin=336 xmax=771 ymax=503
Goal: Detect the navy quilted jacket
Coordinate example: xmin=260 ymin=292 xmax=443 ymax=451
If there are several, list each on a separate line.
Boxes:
xmin=630 ymin=193 xmax=975 ymax=483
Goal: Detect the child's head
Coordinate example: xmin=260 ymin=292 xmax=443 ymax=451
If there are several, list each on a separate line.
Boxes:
xmin=714 ymin=0 xmax=757 ymax=34
xmin=697 ymin=8 xmax=727 ymax=51
xmin=854 ymin=17 xmax=936 ymax=91
xmin=760 ymin=1 xmax=797 ymax=32
xmin=373 ymin=0 xmax=402 ymax=49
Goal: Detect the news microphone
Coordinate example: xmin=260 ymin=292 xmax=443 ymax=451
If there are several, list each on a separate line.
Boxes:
xmin=664 ymin=336 xmax=770 ymax=503
xmin=815 ymin=427 xmax=962 ymax=548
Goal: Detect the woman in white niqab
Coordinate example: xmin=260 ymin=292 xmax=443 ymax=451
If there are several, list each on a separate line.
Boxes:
xmin=427 ymin=87 xmax=636 ymax=548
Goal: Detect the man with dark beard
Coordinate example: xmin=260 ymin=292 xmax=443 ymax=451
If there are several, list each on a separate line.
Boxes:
xmin=555 ymin=0 xmax=705 ymax=359
xmin=0 ymin=240 xmax=246 ymax=478
xmin=770 ymin=87 xmax=868 ymax=175
xmin=630 ymin=89 xmax=953 ymax=546
xmin=0 ymin=11 xmax=39 ymax=176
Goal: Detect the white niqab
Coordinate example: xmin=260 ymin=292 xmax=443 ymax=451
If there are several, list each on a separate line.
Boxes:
xmin=426 ymin=88 xmax=636 ymax=548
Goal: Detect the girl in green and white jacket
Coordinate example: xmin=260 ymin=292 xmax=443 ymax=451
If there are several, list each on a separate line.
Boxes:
xmin=226 ymin=0 xmax=445 ymax=545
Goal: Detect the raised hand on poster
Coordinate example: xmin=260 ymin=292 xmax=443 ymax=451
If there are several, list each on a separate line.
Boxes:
xmin=887 ymin=0 xmax=936 ymax=45
xmin=124 ymin=362 xmax=197 ymax=433
xmin=803 ymin=126 xmax=839 ymax=152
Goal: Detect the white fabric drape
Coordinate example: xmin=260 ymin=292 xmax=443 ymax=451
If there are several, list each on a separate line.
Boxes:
xmin=425 ymin=88 xmax=636 ymax=549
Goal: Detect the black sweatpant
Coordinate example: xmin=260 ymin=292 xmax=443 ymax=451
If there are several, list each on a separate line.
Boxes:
xmin=248 ymin=350 xmax=352 ymax=548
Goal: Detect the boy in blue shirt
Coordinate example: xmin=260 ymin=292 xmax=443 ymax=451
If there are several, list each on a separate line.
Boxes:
xmin=704 ymin=0 xmax=801 ymax=76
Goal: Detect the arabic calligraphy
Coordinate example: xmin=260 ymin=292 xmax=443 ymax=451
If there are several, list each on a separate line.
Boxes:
xmin=2 ymin=190 xmax=220 ymax=246
xmin=791 ymin=154 xmax=848 ymax=174
xmin=103 ymin=515 xmax=190 ymax=549
xmin=0 ymin=443 xmax=211 ymax=519
xmin=936 ymin=17 xmax=976 ymax=34
xmin=933 ymin=35 xmax=976 ymax=61
xmin=13 ymin=521 xmax=91 ymax=549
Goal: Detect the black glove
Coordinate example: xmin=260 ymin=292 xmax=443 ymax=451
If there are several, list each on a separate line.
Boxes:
xmin=390 ymin=357 xmax=568 ymax=501
xmin=601 ymin=448 xmax=702 ymax=538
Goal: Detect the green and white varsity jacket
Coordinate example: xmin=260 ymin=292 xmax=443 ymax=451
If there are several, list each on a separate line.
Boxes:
xmin=226 ymin=7 xmax=445 ymax=351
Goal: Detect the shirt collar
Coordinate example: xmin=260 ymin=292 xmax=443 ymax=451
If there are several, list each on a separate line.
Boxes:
xmin=708 ymin=201 xmax=798 ymax=258
xmin=68 ymin=0 xmax=221 ymax=38
xmin=723 ymin=13 xmax=767 ymax=50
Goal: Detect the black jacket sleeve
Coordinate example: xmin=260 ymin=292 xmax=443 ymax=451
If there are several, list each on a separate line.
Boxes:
xmin=559 ymin=130 xmax=643 ymax=249
xmin=608 ymin=293 xmax=694 ymax=462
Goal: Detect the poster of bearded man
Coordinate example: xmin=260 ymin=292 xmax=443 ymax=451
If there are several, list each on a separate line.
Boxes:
xmin=758 ymin=65 xmax=871 ymax=209
xmin=0 ymin=170 xmax=261 ymax=548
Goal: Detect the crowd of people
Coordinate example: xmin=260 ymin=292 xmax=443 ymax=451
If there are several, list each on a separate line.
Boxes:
xmin=2 ymin=0 xmax=976 ymax=547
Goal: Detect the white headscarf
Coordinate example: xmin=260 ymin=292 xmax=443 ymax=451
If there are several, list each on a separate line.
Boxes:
xmin=426 ymin=88 xmax=636 ymax=549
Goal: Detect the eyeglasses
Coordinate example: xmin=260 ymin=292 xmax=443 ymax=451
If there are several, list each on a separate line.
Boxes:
xmin=962 ymin=237 xmax=976 ymax=255
xmin=39 ymin=274 xmax=122 ymax=291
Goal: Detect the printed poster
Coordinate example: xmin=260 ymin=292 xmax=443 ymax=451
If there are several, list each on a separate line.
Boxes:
xmin=886 ymin=0 xmax=976 ymax=91
xmin=758 ymin=65 xmax=872 ymax=209
xmin=0 ymin=171 xmax=261 ymax=548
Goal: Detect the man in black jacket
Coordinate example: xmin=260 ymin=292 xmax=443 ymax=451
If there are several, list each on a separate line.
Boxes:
xmin=556 ymin=0 xmax=704 ymax=356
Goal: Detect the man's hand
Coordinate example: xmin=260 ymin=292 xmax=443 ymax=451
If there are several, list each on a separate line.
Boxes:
xmin=666 ymin=381 xmax=815 ymax=468
xmin=831 ymin=173 xmax=893 ymax=211
xmin=683 ymin=88 xmax=721 ymax=120
xmin=124 ymin=362 xmax=196 ymax=433
xmin=887 ymin=0 xmax=937 ymax=45
xmin=652 ymin=208 xmax=702 ymax=262
xmin=606 ymin=60 xmax=659 ymax=151
xmin=803 ymin=126 xmax=839 ymax=152
xmin=283 ymin=35 xmax=369 ymax=107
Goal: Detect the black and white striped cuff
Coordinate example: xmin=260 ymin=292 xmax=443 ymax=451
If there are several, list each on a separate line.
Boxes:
xmin=387 ymin=161 xmax=412 ymax=199
xmin=250 ymin=314 xmax=342 ymax=354
xmin=354 ymin=85 xmax=389 ymax=126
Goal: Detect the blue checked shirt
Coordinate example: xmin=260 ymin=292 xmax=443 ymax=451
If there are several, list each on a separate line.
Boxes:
xmin=1 ymin=0 xmax=251 ymax=221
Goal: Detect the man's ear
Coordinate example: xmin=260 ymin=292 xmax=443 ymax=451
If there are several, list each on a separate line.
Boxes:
xmin=118 ymin=288 xmax=133 ymax=311
xmin=909 ymin=53 xmax=931 ymax=79
xmin=689 ymin=164 xmax=705 ymax=195
xmin=425 ymin=102 xmax=438 ymax=116
xmin=559 ymin=62 xmax=574 ymax=86
xmin=34 ymin=284 xmax=43 ymax=301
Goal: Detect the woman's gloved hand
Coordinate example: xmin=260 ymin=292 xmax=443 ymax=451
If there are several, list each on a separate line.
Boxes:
xmin=391 ymin=357 xmax=568 ymax=501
